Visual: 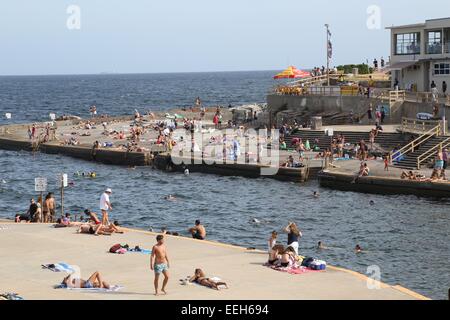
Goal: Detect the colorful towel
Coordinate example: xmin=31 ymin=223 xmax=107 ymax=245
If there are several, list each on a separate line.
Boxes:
xmin=42 ymin=263 xmax=76 ymax=273
xmin=65 ymin=285 xmax=123 ymax=292
xmin=128 ymin=249 xmax=152 ymax=255
xmin=264 ymin=264 xmax=324 ymax=275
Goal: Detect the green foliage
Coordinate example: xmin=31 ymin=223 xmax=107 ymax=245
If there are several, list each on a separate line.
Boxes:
xmin=336 ymin=64 xmax=374 ymax=75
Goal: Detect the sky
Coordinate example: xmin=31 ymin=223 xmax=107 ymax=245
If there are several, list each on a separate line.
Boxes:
xmin=0 ymin=0 xmax=448 ymax=75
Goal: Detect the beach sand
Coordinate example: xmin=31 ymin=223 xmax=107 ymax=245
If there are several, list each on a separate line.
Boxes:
xmin=0 ymin=222 xmax=427 ymax=300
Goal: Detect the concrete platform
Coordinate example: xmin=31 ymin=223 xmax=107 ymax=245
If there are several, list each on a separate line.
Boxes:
xmin=0 ymin=223 xmax=428 ymax=300
xmin=318 ymin=159 xmax=450 ymax=197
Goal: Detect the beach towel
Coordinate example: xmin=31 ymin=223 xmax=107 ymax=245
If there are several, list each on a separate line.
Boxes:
xmin=0 ymin=293 xmax=24 ymax=300
xmin=55 ymin=285 xmax=123 ymax=292
xmin=264 ymin=263 xmax=324 ymax=275
xmin=42 ymin=263 xmax=76 ymax=273
xmin=128 ymin=249 xmax=152 ymax=255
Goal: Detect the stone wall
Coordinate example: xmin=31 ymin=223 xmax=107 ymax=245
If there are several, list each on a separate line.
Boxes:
xmin=267 ymin=94 xmax=450 ymax=129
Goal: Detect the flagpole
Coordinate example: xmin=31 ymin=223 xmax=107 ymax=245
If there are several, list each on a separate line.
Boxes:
xmin=325 ymin=24 xmax=330 ymax=86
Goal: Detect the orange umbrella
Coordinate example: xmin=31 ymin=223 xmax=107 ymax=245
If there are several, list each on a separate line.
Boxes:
xmin=273 ymin=66 xmax=310 ymax=79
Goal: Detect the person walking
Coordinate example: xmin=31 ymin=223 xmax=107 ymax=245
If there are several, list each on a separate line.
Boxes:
xmin=381 ymin=105 xmax=386 ymax=124
xmin=284 ymin=222 xmax=302 ymax=255
xmin=151 ymin=235 xmax=170 ymax=296
xmin=99 ymin=188 xmax=112 ymax=226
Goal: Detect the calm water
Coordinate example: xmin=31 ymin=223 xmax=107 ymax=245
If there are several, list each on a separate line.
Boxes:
xmin=0 ymin=71 xmax=276 ymax=125
xmin=0 ymin=72 xmax=449 ymax=299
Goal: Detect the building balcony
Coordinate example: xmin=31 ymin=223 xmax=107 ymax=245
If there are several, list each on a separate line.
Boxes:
xmin=426 ymin=43 xmax=442 ymax=54
xmin=426 ymin=42 xmax=450 ymax=55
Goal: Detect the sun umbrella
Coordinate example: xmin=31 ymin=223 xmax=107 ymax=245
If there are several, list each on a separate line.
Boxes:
xmin=273 ymin=66 xmax=310 ymax=79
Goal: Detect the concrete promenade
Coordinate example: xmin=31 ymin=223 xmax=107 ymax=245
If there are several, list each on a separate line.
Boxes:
xmin=0 ymin=222 xmax=428 ymax=300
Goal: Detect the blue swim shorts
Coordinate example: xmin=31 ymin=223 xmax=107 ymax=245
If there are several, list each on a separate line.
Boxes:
xmin=154 ymin=263 xmax=169 ymax=274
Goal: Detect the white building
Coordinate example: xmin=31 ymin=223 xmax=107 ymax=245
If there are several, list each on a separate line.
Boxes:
xmin=387 ymin=17 xmax=450 ymax=92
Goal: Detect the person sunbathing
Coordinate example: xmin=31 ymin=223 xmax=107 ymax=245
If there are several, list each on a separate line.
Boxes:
xmin=60 ymin=272 xmax=110 ymax=289
xmin=279 ymin=246 xmax=297 ymax=268
xmin=189 ymin=269 xmax=228 ymax=290
xmin=268 ymin=244 xmax=284 ymax=265
xmin=77 ymin=223 xmax=110 ymax=236
xmin=101 ymin=222 xmax=124 ymax=234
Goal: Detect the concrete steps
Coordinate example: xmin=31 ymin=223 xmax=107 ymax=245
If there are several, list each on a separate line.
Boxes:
xmin=393 ymin=136 xmax=449 ymax=169
xmin=283 ymin=130 xmax=407 ymax=152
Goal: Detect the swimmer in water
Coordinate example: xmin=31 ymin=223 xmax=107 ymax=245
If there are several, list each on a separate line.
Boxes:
xmin=164 ymin=194 xmax=176 ymax=201
xmin=184 ymin=169 xmax=190 ymax=176
xmin=251 ymin=218 xmax=261 ymax=224
xmin=317 ymin=241 xmax=326 ymax=250
xmin=355 ymin=244 xmax=363 ymax=253
xmin=369 ymin=200 xmax=375 ymax=205
xmin=313 ymin=191 xmax=320 ymax=198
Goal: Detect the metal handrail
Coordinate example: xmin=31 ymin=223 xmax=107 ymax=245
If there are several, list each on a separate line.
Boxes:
xmin=416 ymin=136 xmax=450 ymax=169
xmin=391 ymin=124 xmax=441 ymax=162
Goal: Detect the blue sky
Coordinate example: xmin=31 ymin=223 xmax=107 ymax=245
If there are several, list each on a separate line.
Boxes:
xmin=0 ymin=0 xmax=448 ymax=75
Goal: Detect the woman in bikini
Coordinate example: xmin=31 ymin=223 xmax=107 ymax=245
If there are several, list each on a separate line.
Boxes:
xmin=61 ymin=271 xmax=110 ymax=289
xmin=279 ymin=246 xmax=297 ymax=268
xmin=268 ymin=244 xmax=284 ymax=265
xmin=189 ymin=269 xmax=228 ymax=290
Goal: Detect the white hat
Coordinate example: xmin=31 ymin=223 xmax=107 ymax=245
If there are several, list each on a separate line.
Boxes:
xmin=105 ymin=188 xmax=112 ymax=193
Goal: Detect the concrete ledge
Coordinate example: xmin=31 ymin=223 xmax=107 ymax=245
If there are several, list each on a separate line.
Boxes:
xmin=318 ymin=170 xmax=450 ymax=197
xmin=155 ymin=154 xmax=309 ymax=182
xmin=0 ymin=223 xmax=427 ymax=300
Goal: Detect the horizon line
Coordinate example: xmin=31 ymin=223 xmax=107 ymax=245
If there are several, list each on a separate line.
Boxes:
xmin=0 ymin=69 xmax=289 ymax=77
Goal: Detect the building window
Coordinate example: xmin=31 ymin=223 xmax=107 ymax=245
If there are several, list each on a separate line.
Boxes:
xmin=395 ymin=33 xmax=421 ymax=55
xmin=427 ymin=31 xmax=442 ymax=54
xmin=434 ymin=63 xmax=450 ymax=75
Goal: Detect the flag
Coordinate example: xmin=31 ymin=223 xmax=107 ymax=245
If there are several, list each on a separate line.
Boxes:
xmin=328 ymin=40 xmax=333 ymax=59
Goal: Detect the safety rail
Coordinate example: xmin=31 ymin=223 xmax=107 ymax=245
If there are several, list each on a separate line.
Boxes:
xmin=416 ymin=136 xmax=450 ymax=169
xmin=391 ymin=124 xmax=441 ymax=162
xmin=401 ymin=117 xmax=442 ymax=135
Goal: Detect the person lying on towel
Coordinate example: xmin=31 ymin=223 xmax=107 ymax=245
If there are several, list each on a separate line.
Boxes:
xmin=60 ymin=272 xmax=110 ymax=289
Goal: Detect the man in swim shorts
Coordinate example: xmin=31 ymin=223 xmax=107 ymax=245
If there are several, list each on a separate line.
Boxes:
xmin=189 ymin=220 xmax=206 ymax=240
xmin=151 ymin=235 xmax=170 ymax=296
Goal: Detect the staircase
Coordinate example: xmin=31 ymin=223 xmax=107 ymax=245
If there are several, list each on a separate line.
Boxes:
xmin=283 ymin=130 xmax=407 ymax=152
xmin=394 ymin=136 xmax=450 ymax=169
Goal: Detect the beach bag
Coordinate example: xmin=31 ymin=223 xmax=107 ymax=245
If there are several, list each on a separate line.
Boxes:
xmin=310 ymin=259 xmax=327 ymax=270
xmin=301 ymin=257 xmax=315 ymax=268
xmin=109 ymin=244 xmax=122 ymax=253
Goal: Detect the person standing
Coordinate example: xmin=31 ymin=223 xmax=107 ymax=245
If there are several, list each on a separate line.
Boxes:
xmin=47 ymin=193 xmax=55 ymax=223
xmin=99 ymin=188 xmax=112 ymax=226
xmin=26 ymin=198 xmax=38 ymax=222
xmin=381 ymin=105 xmax=386 ymax=124
xmin=151 ymin=235 xmax=170 ymax=296
xmin=284 ymin=222 xmax=302 ymax=255
xmin=268 ymin=231 xmax=278 ymax=253
xmin=367 ymin=104 xmax=373 ymax=122
xmin=443 ymin=81 xmax=447 ymax=97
